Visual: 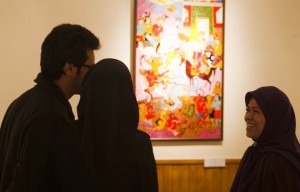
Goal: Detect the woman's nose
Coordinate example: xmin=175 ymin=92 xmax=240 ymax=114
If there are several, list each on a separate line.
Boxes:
xmin=244 ymin=111 xmax=253 ymax=121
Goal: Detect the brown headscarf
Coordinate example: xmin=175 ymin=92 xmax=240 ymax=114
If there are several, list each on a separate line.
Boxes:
xmin=77 ymin=58 xmax=139 ymax=172
xmin=230 ymin=86 xmax=300 ymax=191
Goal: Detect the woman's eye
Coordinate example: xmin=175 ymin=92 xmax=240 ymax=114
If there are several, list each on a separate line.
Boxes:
xmin=254 ymin=110 xmax=260 ymax=114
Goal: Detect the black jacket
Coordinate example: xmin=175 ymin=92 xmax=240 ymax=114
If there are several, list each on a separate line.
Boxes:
xmin=0 ymin=73 xmax=92 ymax=192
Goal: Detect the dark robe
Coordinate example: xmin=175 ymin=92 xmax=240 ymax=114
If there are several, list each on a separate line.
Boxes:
xmin=77 ymin=58 xmax=159 ymax=192
xmin=230 ymin=86 xmax=300 ymax=192
xmin=0 ymin=73 xmax=92 ymax=192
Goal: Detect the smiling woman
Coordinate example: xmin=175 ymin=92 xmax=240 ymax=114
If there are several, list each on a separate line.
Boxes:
xmin=244 ymin=98 xmax=266 ymax=140
xmin=230 ymin=86 xmax=300 ymax=192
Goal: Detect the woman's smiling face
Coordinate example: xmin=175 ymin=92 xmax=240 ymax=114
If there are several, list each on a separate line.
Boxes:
xmin=244 ymin=97 xmax=266 ymax=140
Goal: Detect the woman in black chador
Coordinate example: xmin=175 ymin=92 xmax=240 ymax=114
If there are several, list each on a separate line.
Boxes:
xmin=76 ymin=58 xmax=159 ymax=192
xmin=230 ymin=86 xmax=300 ymax=192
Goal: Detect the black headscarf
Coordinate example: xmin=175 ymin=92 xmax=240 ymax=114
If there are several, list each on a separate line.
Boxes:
xmin=231 ymin=86 xmax=300 ymax=191
xmin=77 ymin=58 xmax=139 ymax=173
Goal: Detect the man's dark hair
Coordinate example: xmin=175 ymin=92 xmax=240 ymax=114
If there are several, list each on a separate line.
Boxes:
xmin=40 ymin=23 xmax=100 ymax=80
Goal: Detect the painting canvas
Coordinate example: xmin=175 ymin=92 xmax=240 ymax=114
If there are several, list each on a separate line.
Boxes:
xmin=134 ymin=0 xmax=224 ymax=140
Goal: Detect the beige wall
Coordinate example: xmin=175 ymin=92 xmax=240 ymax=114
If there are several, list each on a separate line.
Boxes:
xmin=0 ymin=0 xmax=299 ymax=160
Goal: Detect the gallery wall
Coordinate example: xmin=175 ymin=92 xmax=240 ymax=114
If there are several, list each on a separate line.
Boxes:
xmin=0 ymin=0 xmax=299 ymax=160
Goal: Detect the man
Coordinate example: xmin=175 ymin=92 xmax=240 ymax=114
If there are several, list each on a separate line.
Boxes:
xmin=0 ymin=23 xmax=100 ymax=192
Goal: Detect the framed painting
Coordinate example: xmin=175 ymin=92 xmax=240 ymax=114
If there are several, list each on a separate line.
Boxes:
xmin=134 ymin=0 xmax=224 ymax=140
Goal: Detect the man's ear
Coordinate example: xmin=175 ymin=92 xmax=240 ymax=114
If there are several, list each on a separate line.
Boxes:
xmin=63 ymin=63 xmax=77 ymax=76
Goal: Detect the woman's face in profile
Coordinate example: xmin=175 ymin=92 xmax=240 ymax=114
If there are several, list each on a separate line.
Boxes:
xmin=244 ymin=97 xmax=266 ymax=140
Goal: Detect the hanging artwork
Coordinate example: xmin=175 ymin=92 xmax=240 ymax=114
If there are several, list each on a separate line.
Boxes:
xmin=134 ymin=0 xmax=224 ymax=140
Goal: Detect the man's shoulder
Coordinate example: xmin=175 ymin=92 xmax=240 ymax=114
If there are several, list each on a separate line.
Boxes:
xmin=9 ymin=85 xmax=70 ymax=120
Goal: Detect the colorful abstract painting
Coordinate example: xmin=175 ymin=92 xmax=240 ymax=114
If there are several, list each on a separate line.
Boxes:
xmin=134 ymin=0 xmax=224 ymax=140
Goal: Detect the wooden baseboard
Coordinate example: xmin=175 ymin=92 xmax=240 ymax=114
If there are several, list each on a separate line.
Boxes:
xmin=155 ymin=159 xmax=240 ymax=192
